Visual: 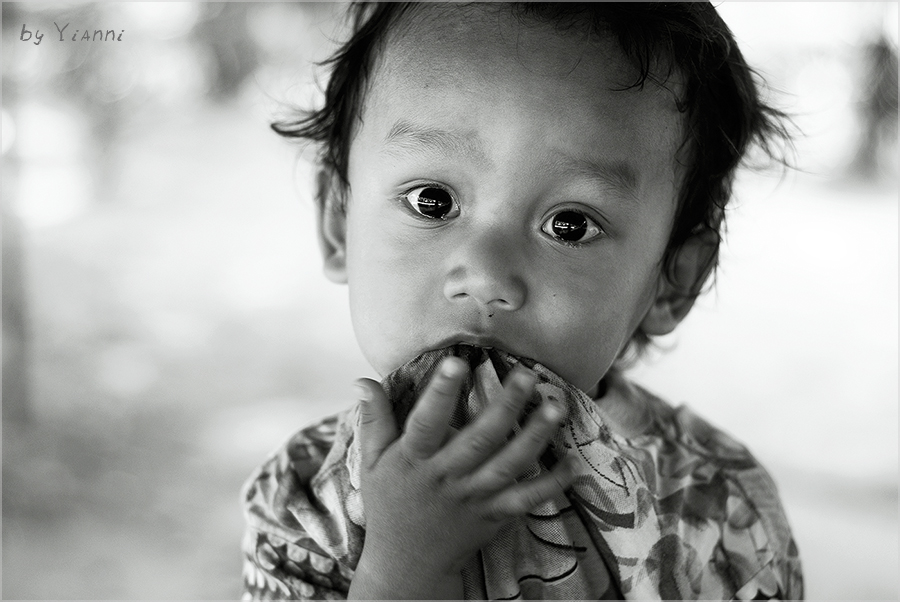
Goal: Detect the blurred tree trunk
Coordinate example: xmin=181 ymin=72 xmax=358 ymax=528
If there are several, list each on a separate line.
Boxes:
xmin=2 ymin=2 xmax=32 ymax=425
xmin=2 ymin=180 xmax=30 ymax=426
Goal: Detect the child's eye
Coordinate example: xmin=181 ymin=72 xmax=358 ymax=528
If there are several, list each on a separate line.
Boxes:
xmin=401 ymin=185 xmax=460 ymax=220
xmin=540 ymin=209 xmax=603 ymax=244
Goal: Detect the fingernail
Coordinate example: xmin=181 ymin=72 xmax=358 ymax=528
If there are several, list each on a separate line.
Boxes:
xmin=440 ymin=357 xmax=463 ymax=378
xmin=544 ymin=401 xmax=563 ymax=422
xmin=515 ymin=368 xmax=537 ymax=390
xmin=354 ymin=382 xmax=371 ymax=403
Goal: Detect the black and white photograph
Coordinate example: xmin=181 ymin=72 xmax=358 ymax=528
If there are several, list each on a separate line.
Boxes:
xmin=2 ymin=2 xmax=897 ymax=599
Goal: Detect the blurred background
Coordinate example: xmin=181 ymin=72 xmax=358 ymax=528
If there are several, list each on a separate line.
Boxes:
xmin=2 ymin=2 xmax=897 ymax=598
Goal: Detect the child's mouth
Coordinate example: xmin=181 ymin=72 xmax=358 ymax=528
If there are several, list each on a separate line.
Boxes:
xmin=383 ymin=345 xmax=551 ymax=431
xmin=447 ymin=336 xmax=505 ymax=352
xmin=423 ymin=334 xmax=534 ymax=369
xmin=457 ymin=341 xmax=492 ymax=350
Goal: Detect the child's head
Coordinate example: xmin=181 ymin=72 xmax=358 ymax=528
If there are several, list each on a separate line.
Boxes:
xmin=275 ymin=2 xmax=790 ymax=395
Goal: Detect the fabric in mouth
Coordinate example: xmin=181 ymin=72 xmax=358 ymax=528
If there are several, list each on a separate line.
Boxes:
xmin=382 ymin=344 xmax=546 ymax=432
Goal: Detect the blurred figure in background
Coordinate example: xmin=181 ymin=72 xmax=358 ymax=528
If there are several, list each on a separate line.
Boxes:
xmin=849 ymin=30 xmax=898 ymax=181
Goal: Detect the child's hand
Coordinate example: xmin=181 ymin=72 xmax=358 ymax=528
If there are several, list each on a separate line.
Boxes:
xmin=347 ymin=357 xmax=575 ymax=600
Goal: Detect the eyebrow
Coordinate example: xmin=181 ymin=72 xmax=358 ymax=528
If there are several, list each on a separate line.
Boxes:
xmin=383 ymin=119 xmax=640 ymax=201
xmin=382 ymin=120 xmax=491 ymax=165
xmin=550 ymin=153 xmax=641 ymax=202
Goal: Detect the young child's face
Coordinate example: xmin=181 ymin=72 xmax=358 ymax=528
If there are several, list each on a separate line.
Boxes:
xmin=322 ymin=6 xmax=686 ymax=395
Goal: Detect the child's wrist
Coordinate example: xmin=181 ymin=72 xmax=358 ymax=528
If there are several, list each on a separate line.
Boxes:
xmin=351 ymin=543 xmax=465 ymax=600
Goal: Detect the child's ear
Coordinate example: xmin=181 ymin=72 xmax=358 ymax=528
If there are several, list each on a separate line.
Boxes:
xmin=640 ymin=233 xmax=717 ymax=336
xmin=314 ymin=169 xmax=349 ymax=284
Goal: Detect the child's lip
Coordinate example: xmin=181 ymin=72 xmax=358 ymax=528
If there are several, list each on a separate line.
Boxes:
xmin=435 ymin=334 xmax=508 ymax=352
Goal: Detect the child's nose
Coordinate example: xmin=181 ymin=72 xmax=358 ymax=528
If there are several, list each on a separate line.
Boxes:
xmin=442 ymin=231 xmax=527 ymax=312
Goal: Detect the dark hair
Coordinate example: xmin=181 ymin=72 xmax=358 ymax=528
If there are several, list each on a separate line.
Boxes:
xmin=272 ymin=2 xmax=793 ymax=360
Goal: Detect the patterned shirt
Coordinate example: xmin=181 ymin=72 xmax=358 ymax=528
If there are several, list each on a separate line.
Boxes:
xmin=241 ymin=346 xmax=803 ymax=600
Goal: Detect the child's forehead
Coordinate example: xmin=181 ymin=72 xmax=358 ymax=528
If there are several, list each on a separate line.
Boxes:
xmin=361 ymin=4 xmax=684 ymax=157
xmin=348 ymin=3 xmax=688 ymax=205
xmin=381 ymin=4 xmax=636 ymax=87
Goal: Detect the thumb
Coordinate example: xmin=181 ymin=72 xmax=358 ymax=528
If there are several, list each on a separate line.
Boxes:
xmin=355 ymin=378 xmax=399 ymax=468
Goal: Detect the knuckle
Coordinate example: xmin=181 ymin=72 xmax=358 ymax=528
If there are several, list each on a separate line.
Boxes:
xmin=546 ymin=478 xmax=566 ymax=498
xmin=485 ymin=488 xmax=542 ymax=520
xmin=521 ymin=424 xmax=550 ymax=447
xmin=482 ymin=500 xmax=511 ymax=521
xmin=553 ymin=468 xmax=575 ymax=492
xmin=466 ymin=430 xmax=499 ymax=456
xmin=492 ymin=497 xmax=528 ymax=519
xmin=485 ymin=465 xmax=516 ymax=486
xmin=520 ymin=487 xmax=545 ymax=510
xmin=430 ymin=376 xmax=458 ymax=398
xmin=397 ymin=451 xmax=420 ymax=472
xmin=499 ymin=390 xmax=528 ymax=414
xmin=358 ymin=411 xmax=382 ymax=427
xmin=406 ymin=413 xmax=435 ymax=436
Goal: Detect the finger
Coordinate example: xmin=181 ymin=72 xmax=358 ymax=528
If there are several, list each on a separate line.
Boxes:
xmin=437 ymin=366 xmax=536 ymax=472
xmin=355 ymin=378 xmax=399 ymax=469
xmin=483 ymin=456 xmax=577 ymax=520
xmin=400 ymin=356 xmax=466 ymax=460
xmin=462 ymin=398 xmax=566 ymax=495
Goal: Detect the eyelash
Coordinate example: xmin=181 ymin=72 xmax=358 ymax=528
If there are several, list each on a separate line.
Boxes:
xmin=398 ymin=183 xmax=460 ymax=221
xmin=540 ymin=208 xmax=605 ymax=248
xmin=397 ymin=184 xmax=606 ymax=246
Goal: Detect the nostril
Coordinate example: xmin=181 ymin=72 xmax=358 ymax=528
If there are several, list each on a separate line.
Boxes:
xmin=485 ymin=300 xmax=510 ymax=317
xmin=444 ymin=275 xmax=525 ymax=311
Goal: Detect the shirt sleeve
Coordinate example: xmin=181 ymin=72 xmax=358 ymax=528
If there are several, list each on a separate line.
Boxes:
xmin=240 ymin=413 xmax=357 ymax=601
xmin=729 ymin=466 xmax=805 ymax=600
xmin=242 ymin=522 xmax=352 ymax=601
xmin=732 ymin=558 xmax=803 ymax=601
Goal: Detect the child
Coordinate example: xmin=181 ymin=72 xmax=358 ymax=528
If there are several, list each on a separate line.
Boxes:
xmin=241 ymin=3 xmax=802 ymax=599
